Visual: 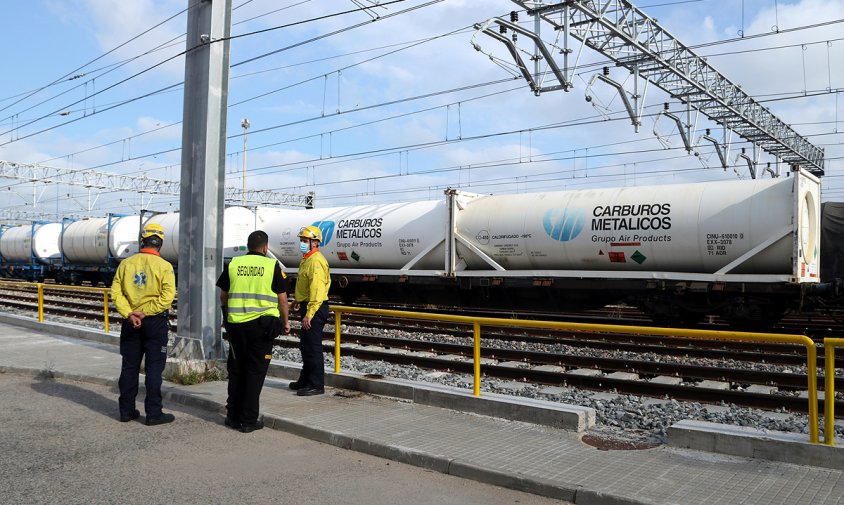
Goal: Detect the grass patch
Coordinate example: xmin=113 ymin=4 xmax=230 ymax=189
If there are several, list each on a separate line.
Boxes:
xmin=166 ymin=364 xmax=226 ymax=385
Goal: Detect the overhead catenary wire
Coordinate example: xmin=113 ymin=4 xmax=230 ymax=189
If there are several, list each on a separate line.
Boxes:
xmin=0 ymin=4 xmax=192 ymax=114
xmin=0 ymin=0 xmax=444 ymax=146
xmin=2 ymin=1 xmax=842 ymax=214
xmin=21 ymin=6 xmax=842 ymax=173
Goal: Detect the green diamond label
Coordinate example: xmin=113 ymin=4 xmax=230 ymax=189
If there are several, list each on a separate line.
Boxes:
xmin=350 ymin=251 xmax=360 ymax=262
xmin=631 ymin=251 xmax=647 ymax=264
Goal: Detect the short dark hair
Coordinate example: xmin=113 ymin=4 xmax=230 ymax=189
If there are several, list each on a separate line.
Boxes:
xmin=247 ymin=230 xmax=269 ymax=251
xmin=142 ymin=236 xmax=163 ymax=250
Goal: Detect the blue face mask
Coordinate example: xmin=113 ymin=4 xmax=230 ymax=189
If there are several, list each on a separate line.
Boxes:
xmin=299 ymin=242 xmax=310 ymax=254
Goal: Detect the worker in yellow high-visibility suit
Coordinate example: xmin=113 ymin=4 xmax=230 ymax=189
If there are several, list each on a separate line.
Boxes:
xmin=289 ymin=225 xmax=331 ymax=396
xmin=111 ymin=222 xmax=176 ymax=426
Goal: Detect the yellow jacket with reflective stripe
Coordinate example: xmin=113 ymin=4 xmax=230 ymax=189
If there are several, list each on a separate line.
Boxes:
xmin=295 ymin=249 xmax=330 ymax=319
xmin=111 ymin=249 xmax=176 ymax=318
xmin=227 ymin=254 xmax=280 ymax=323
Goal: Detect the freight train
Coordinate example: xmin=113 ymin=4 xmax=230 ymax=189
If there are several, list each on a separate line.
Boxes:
xmin=1 ymin=168 xmax=841 ymax=324
xmin=0 ymin=207 xmax=255 ymax=286
xmin=257 ymin=168 xmax=842 ymax=325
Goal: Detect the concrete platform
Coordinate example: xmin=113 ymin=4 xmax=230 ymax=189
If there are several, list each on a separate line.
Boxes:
xmin=2 ymin=313 xmax=844 ymax=505
xmin=668 ymin=420 xmax=844 ymax=470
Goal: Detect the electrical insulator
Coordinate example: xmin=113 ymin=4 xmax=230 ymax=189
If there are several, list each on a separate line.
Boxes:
xmin=513 ymin=32 xmax=518 ymax=42
xmin=706 ymin=128 xmax=711 ymax=135
xmin=499 ymin=24 xmax=507 ymax=34
xmin=602 ymin=66 xmax=609 ymax=76
xmin=510 ymin=11 xmax=518 ymax=22
xmin=663 ymin=103 xmax=669 ymax=111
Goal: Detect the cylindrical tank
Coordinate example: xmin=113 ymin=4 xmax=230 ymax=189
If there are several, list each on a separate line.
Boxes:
xmin=222 ymin=206 xmax=257 ymax=260
xmin=146 ymin=207 xmax=255 ymax=264
xmin=257 ymin=200 xmax=446 ymax=269
xmin=0 ymin=223 xmax=61 ymax=263
xmin=61 ymin=216 xmax=140 ymax=264
xmin=456 ymin=175 xmax=816 ymax=274
xmin=145 ymin=213 xmax=180 ymax=263
xmin=0 ymin=225 xmax=34 ymax=263
xmin=32 ymin=223 xmax=62 ymax=262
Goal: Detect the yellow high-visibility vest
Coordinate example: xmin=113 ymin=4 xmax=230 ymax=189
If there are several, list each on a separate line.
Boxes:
xmin=227 ymin=254 xmax=280 ymax=323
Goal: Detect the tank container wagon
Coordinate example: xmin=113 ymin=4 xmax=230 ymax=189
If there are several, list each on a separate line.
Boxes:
xmin=0 ymin=222 xmax=62 ymax=282
xmin=142 ymin=206 xmax=257 ymax=265
xmin=0 ymin=207 xmax=257 ymax=286
xmin=57 ymin=214 xmax=141 ymax=286
xmin=257 ymin=168 xmax=836 ymax=324
xmin=820 ymin=202 xmax=844 ymax=310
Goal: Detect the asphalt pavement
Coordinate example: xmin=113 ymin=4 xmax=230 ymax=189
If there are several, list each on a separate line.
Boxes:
xmin=0 ymin=373 xmax=566 ymax=505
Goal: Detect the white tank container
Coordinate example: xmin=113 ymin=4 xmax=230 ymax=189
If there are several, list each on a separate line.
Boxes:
xmin=222 ymin=206 xmax=256 ymax=260
xmin=146 ymin=207 xmax=256 ymax=264
xmin=32 ymin=223 xmax=62 ymax=263
xmin=257 ymin=200 xmax=446 ymax=269
xmin=0 ymin=225 xmax=34 ymax=263
xmin=1 ymin=223 xmax=62 ymax=263
xmin=455 ymin=174 xmax=820 ymax=277
xmin=61 ymin=216 xmax=140 ymax=264
xmin=146 ymin=213 xmax=180 ymax=263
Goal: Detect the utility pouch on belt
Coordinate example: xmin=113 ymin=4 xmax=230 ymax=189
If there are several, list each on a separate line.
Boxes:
xmin=258 ymin=315 xmax=281 ymax=340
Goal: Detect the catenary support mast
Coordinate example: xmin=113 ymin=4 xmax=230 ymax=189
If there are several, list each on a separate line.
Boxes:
xmin=179 ymin=0 xmax=232 ymax=360
xmin=0 ymin=160 xmax=311 ymax=207
xmin=475 ymin=0 xmax=825 ymax=175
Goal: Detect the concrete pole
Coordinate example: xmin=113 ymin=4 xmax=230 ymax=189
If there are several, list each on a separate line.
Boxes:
xmin=178 ymin=0 xmax=232 ymax=360
xmin=241 ymin=118 xmax=249 ymax=206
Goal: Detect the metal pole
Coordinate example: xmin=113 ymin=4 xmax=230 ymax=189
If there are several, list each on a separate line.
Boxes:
xmin=37 ymin=283 xmax=44 ymax=322
xmin=334 ymin=311 xmax=342 ymax=373
xmin=824 ymin=339 xmax=842 ymax=445
xmin=103 ymin=291 xmax=109 ymax=334
xmin=473 ymin=321 xmax=481 ymax=396
xmin=178 ymin=0 xmax=233 ymax=360
xmin=241 ymin=118 xmax=249 ymax=205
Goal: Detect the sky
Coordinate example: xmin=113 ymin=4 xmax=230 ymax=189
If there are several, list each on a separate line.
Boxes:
xmin=0 ymin=0 xmax=842 ymax=223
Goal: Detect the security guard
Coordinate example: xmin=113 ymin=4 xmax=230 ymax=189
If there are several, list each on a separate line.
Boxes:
xmin=111 ymin=222 xmax=176 ymax=425
xmin=217 ymin=230 xmax=290 ymax=433
xmin=289 ymin=225 xmax=331 ymax=396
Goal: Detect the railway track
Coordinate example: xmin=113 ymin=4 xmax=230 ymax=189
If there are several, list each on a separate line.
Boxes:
xmin=1 ymin=282 xmax=841 ymax=414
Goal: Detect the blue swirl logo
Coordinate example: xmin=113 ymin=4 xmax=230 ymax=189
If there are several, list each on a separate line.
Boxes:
xmin=543 ymin=208 xmax=585 ymax=242
xmin=313 ymin=220 xmax=335 ymax=246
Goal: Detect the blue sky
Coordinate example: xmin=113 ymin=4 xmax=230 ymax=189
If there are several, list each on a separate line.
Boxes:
xmin=1 ymin=0 xmax=842 ymax=221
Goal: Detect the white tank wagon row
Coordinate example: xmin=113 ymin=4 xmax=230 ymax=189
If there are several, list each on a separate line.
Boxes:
xmin=0 ymin=207 xmax=256 ymax=285
xmin=257 ymin=168 xmax=842 ymax=324
xmin=1 ymin=168 xmax=840 ymax=324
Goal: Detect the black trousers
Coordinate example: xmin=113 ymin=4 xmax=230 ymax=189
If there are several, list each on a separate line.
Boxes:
xmin=118 ymin=313 xmax=169 ymax=418
xmin=297 ymin=302 xmax=328 ymax=389
xmin=226 ymin=316 xmax=277 ymax=425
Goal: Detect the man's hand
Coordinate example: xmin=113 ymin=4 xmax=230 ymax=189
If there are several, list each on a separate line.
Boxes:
xmin=128 ymin=312 xmax=143 ymax=329
xmin=302 ymin=316 xmax=312 ymax=330
xmin=283 ymin=321 xmax=291 ymax=334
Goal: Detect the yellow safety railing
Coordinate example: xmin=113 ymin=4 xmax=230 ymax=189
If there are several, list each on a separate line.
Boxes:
xmin=0 ymin=280 xmax=111 ymax=333
xmin=823 ymin=338 xmax=844 ymax=446
xmin=330 ymin=305 xmax=821 ymax=444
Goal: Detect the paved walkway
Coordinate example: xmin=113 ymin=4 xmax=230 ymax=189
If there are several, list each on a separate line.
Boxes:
xmin=2 ymin=316 xmax=844 ymax=505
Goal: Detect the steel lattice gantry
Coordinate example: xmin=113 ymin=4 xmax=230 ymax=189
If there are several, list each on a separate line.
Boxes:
xmin=494 ymin=0 xmax=825 ymax=175
xmin=0 ymin=160 xmax=312 ymax=207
